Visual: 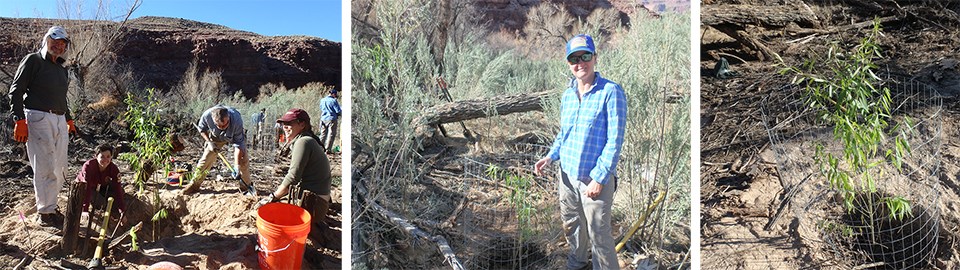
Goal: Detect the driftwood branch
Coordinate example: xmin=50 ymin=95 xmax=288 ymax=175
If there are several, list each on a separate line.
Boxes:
xmin=785 ymin=15 xmax=900 ymax=36
xmin=701 ymin=4 xmax=819 ymax=27
xmin=417 ymin=90 xmax=553 ymax=126
xmin=712 ymin=25 xmax=779 ymax=61
xmin=413 ymin=90 xmax=554 ymax=140
xmin=357 ymin=179 xmax=464 ymax=270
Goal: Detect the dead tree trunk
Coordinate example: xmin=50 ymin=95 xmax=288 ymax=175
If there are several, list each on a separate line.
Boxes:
xmin=415 ymin=90 xmax=554 ymax=126
xmin=62 ymin=181 xmax=88 ymax=255
xmin=413 ymin=90 xmax=555 ymax=139
xmin=701 ymin=4 xmax=819 ymax=27
xmin=702 ymin=3 xmax=820 ymax=61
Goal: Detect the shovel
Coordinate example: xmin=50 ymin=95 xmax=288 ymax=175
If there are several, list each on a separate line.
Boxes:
xmin=217 ymin=152 xmax=254 ymax=193
xmin=88 ymin=197 xmax=114 ymax=269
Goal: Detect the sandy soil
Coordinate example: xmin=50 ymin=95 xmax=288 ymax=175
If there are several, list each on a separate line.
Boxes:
xmin=701 ymin=1 xmax=960 ymax=269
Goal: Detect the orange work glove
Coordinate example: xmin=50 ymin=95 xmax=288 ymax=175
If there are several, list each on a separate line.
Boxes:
xmin=13 ymin=119 xmax=27 ymax=142
xmin=67 ymin=120 xmax=77 ymax=134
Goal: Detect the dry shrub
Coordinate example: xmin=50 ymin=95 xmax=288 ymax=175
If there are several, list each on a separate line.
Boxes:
xmin=517 ymin=3 xmax=623 ymax=58
xmin=87 ymin=95 xmax=123 ymax=111
xmin=257 ymin=82 xmax=288 ymax=99
xmin=172 ymin=60 xmax=230 ymax=118
xmin=521 ymin=3 xmax=575 ymax=54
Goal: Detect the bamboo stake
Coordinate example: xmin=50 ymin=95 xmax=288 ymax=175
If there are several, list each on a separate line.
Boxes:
xmin=616 ymin=191 xmax=666 ymax=252
xmin=88 ymin=197 xmax=114 ymax=268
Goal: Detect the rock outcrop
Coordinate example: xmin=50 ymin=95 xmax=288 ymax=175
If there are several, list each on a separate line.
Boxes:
xmin=0 ymin=16 xmax=340 ymax=98
xmin=473 ymin=0 xmax=690 ymax=31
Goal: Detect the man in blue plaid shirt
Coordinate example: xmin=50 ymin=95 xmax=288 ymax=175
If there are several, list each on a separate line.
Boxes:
xmin=535 ymin=34 xmax=626 ymax=270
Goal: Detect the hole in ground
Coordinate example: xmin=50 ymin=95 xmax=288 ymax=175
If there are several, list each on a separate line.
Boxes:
xmin=840 ymin=192 xmax=939 ymax=269
xmin=476 ymin=236 xmax=548 ymax=270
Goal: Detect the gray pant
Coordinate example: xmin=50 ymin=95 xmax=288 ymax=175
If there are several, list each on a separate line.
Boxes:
xmin=559 ymin=169 xmax=619 ymax=270
xmin=320 ymin=119 xmax=338 ymax=152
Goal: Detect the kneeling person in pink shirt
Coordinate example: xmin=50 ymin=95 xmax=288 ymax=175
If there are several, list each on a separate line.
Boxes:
xmin=76 ymin=144 xmax=126 ymax=223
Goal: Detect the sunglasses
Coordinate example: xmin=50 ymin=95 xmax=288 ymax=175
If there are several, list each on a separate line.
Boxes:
xmin=567 ymin=53 xmax=594 ymax=64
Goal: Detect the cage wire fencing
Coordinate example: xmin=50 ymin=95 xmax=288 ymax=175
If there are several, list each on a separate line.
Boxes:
xmin=458 ymin=144 xmax=565 ymax=269
xmin=762 ymin=74 xmax=942 ymax=269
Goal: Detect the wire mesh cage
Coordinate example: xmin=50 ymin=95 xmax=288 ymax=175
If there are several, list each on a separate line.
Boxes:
xmin=762 ymin=74 xmax=942 ymax=269
xmin=458 ymin=147 xmax=565 ymax=270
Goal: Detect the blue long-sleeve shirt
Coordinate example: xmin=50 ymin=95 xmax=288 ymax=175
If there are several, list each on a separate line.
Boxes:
xmin=198 ymin=105 xmax=246 ymax=150
xmin=251 ymin=112 xmax=265 ymax=124
xmin=320 ymin=95 xmax=341 ymax=122
xmin=547 ymin=72 xmax=627 ymax=185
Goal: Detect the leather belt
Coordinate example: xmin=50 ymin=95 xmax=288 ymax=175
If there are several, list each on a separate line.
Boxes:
xmin=28 ymin=108 xmax=66 ymax=115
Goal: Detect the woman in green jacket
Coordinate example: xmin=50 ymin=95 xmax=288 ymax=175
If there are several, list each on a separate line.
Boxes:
xmin=258 ymin=108 xmax=332 ymax=223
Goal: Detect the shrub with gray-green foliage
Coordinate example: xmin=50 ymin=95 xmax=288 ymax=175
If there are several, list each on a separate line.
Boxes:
xmin=169 ymin=61 xmax=331 ymax=144
xmin=604 ymin=13 xmax=691 ymax=258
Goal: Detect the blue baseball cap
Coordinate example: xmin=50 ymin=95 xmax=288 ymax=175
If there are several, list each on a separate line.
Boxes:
xmin=330 ymin=89 xmax=338 ymax=94
xmin=565 ymin=34 xmax=595 ymax=60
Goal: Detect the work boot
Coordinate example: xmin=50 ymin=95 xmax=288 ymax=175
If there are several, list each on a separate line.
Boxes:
xmin=183 ymin=178 xmax=204 ymax=195
xmin=37 ymin=213 xmax=56 ymax=227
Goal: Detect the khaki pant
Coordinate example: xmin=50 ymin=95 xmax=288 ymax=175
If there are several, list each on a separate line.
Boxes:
xmin=320 ymin=120 xmax=337 ymax=152
xmin=559 ymin=169 xmax=619 ymax=270
xmin=192 ymin=141 xmax=251 ymax=190
xmin=25 ymin=109 xmax=69 ymax=214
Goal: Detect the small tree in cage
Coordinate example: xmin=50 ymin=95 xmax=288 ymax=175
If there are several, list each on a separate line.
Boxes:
xmin=780 ymin=19 xmax=914 ymax=220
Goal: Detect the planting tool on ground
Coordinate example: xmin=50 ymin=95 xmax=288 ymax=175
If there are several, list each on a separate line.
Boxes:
xmin=615 ymin=191 xmax=665 ymax=252
xmin=88 ymin=197 xmax=114 ymax=268
xmin=217 ymin=152 xmax=255 ymax=193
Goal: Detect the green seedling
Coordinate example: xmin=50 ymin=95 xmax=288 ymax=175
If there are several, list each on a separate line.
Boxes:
xmin=782 ymin=18 xmax=913 ymax=221
xmin=121 ymin=88 xmax=177 ymax=241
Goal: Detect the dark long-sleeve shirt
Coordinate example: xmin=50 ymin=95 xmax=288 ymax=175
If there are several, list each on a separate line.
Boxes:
xmin=76 ymin=159 xmax=125 ymax=212
xmin=282 ymin=133 xmax=331 ymax=196
xmin=8 ymin=52 xmax=72 ymax=121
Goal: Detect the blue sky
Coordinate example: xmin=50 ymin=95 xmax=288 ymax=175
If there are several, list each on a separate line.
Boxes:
xmin=0 ymin=0 xmax=342 ymax=42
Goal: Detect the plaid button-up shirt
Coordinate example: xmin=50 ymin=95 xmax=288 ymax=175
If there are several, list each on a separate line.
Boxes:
xmin=547 ymin=72 xmax=627 ymax=185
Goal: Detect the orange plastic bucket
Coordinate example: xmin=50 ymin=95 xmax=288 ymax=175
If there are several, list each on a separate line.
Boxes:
xmin=256 ymin=202 xmax=312 ymax=270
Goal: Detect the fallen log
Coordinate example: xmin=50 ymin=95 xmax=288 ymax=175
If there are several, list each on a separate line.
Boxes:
xmin=357 ymin=179 xmax=464 ymax=270
xmin=701 ymin=4 xmax=818 ymax=27
xmin=415 ymin=90 xmax=554 ymax=127
xmin=782 ymin=15 xmax=900 ymax=36
xmin=413 ymin=90 xmax=555 ymax=140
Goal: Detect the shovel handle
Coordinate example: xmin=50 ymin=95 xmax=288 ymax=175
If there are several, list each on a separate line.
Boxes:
xmin=92 ymin=197 xmax=114 ymax=260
